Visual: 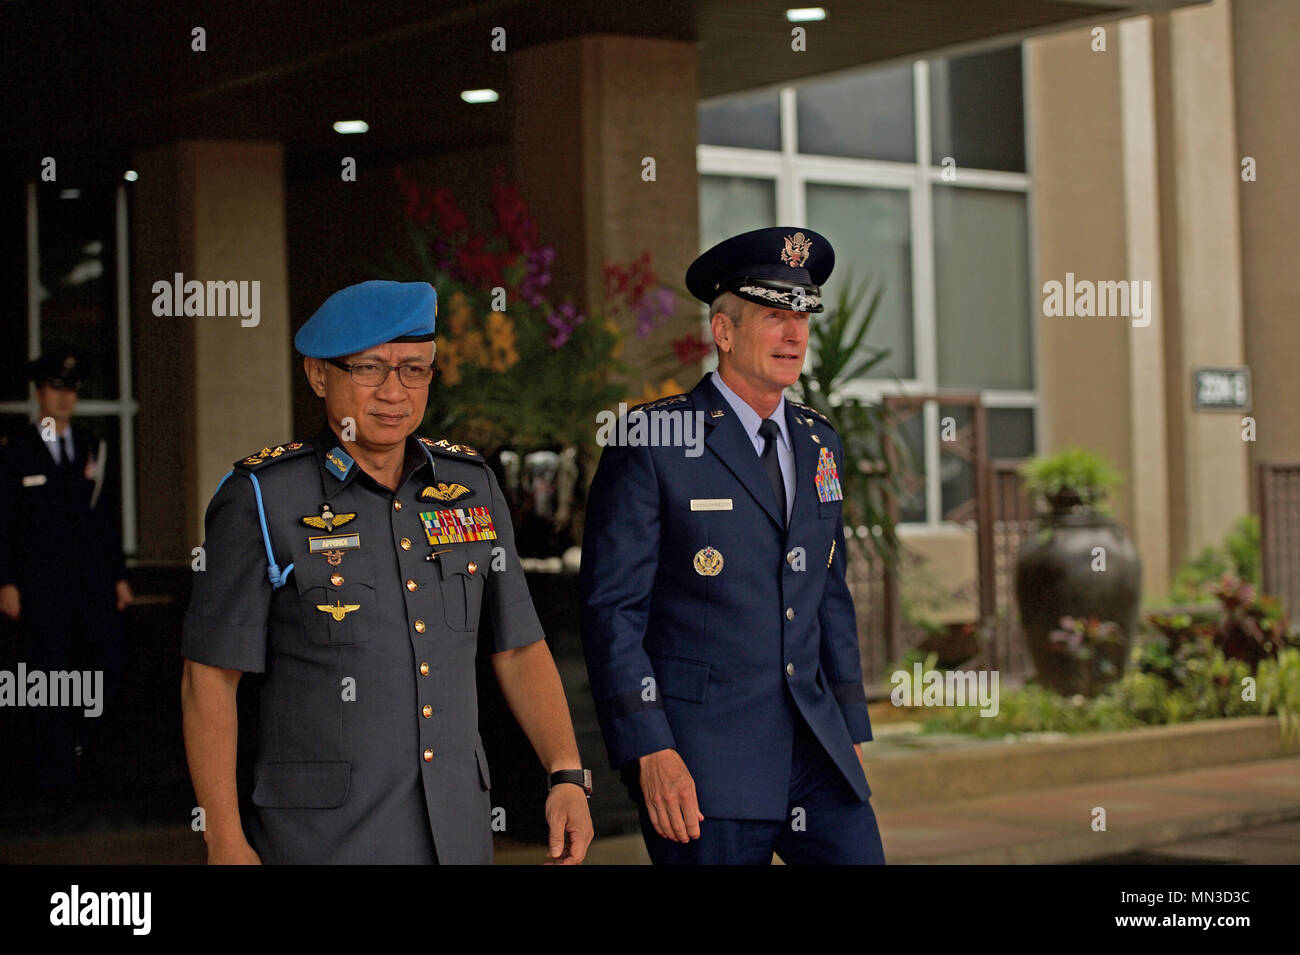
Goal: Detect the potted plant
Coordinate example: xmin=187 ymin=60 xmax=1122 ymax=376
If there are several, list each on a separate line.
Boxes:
xmin=1014 ymin=446 xmax=1141 ymax=696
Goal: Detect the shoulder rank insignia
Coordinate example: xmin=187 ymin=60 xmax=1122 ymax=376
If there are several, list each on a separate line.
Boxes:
xmin=788 ymin=400 xmax=832 ymax=428
xmin=632 ymin=393 xmax=689 ymax=413
xmin=235 ymin=441 xmax=310 ymax=470
xmin=418 ymin=436 xmax=483 ymax=460
xmin=420 ymin=482 xmax=473 ymax=503
xmin=301 ymin=503 xmax=357 ymax=532
xmin=317 ymin=601 xmax=360 ymax=621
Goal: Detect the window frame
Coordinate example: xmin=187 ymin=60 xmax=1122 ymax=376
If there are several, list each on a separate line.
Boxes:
xmin=697 ymin=52 xmax=1040 ymax=530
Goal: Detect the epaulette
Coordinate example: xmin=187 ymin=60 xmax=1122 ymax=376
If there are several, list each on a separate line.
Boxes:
xmin=788 ymin=400 xmax=833 ymax=428
xmin=234 ymin=441 xmax=313 ymax=470
xmin=630 ymin=393 xmax=690 ymax=413
xmin=419 ymin=436 xmax=484 ymax=462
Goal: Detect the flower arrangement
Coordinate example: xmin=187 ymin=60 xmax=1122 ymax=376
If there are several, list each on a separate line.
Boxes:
xmin=389 ymin=166 xmax=625 ymax=455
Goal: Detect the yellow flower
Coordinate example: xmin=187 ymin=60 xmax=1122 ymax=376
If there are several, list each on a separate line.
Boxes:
xmin=434 ymin=335 xmax=462 ymax=386
xmin=486 ymin=311 xmax=519 ymax=372
xmin=460 ymin=329 xmax=487 ymax=368
xmin=447 ymin=291 xmax=473 ymax=337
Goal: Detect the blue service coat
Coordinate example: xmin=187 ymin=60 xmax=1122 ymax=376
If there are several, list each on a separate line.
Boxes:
xmin=580 ymin=375 xmax=872 ymax=821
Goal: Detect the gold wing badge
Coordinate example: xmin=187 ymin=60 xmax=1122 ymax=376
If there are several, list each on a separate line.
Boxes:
xmin=317 ymin=601 xmax=361 ymax=621
xmin=420 ymin=482 xmax=472 ymax=503
xmin=301 ymin=503 xmax=358 ymax=533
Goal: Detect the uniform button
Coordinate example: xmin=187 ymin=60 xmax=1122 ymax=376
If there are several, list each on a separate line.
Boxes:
xmin=414 ymin=619 xmax=427 ymax=633
xmin=422 ymin=704 xmax=432 ymax=718
xmin=400 ymin=537 xmax=412 ymax=551
xmin=330 ymin=573 xmax=344 ymax=587
xmin=786 ymin=663 xmax=795 ymax=676
xmin=423 ymin=748 xmax=434 ymax=762
xmin=787 ymin=550 xmax=798 ymax=564
xmin=785 ymin=607 xmax=795 ymax=620
xmin=419 ymin=661 xmax=430 ymax=676
xmin=394 ymin=500 xmax=403 ymax=511
xmin=406 ymin=579 xmax=418 ymax=592
xmin=467 ymin=561 xmax=477 ymax=575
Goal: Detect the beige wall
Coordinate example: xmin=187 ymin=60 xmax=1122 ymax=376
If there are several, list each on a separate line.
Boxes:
xmin=131 ymin=141 xmax=292 ymax=557
xmin=510 ymin=35 xmax=702 ymax=394
xmin=1232 ymin=0 xmax=1300 ymax=498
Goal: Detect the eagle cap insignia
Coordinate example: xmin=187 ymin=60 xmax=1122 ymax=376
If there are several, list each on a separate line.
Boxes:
xmin=781 ymin=232 xmax=812 ymax=269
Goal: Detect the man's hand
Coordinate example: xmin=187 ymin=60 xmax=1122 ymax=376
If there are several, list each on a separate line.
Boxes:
xmin=114 ymin=579 xmax=133 ymax=612
xmin=543 ymin=784 xmax=593 ymax=865
xmin=0 ymin=584 xmax=19 ymax=620
xmin=855 ymin=742 xmax=867 ymax=777
xmin=205 ymin=834 xmax=262 ymax=865
xmin=639 ymin=748 xmax=703 ymax=843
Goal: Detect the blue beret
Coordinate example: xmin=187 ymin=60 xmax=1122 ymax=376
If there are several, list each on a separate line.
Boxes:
xmin=686 ymin=227 xmax=834 ymax=313
xmin=294 ymin=280 xmax=437 ymax=358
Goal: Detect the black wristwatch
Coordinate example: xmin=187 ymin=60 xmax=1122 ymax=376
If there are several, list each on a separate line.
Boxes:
xmin=547 ymin=769 xmax=593 ymax=797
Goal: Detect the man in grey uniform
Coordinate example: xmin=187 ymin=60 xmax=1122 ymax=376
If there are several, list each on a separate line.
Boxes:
xmin=181 ymin=280 xmax=593 ymax=864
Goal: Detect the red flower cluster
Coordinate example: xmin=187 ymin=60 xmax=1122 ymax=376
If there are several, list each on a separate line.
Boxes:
xmin=490 ymin=166 xmax=537 ymax=253
xmin=671 ymin=331 xmax=712 ymax=365
xmin=603 ymin=251 xmax=657 ymax=303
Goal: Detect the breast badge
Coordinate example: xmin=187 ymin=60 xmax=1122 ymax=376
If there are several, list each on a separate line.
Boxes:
xmin=301 ymin=503 xmax=357 ymax=533
xmin=693 ymin=546 xmax=724 ymax=577
xmin=317 ymin=601 xmax=361 ymax=621
xmin=420 ymin=506 xmax=498 ymax=545
xmin=814 ymin=446 xmax=843 ymax=503
xmin=420 ymin=482 xmax=473 ymax=503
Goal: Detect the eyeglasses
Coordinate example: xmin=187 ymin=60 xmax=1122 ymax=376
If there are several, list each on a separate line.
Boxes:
xmin=327 ymin=358 xmax=434 ymax=388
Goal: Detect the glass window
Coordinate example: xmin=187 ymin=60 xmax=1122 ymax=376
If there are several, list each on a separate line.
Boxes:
xmin=699 ymin=89 xmax=781 ymax=151
xmin=796 ymin=63 xmax=915 ymax=162
xmin=929 ymin=46 xmax=1025 ymax=173
xmin=805 ymin=182 xmax=914 ymax=380
xmin=932 ymin=185 xmax=1031 ymax=391
xmin=699 ymin=175 xmax=776 ymax=251
xmin=36 ymin=186 xmax=119 ymax=400
xmin=894 ymin=408 xmax=926 ymax=524
xmin=987 ymin=407 xmax=1036 ymax=460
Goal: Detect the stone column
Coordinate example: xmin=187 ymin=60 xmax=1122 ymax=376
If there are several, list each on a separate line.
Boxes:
xmin=130 ymin=141 xmax=292 ymax=559
xmin=508 ymin=35 xmax=701 ymax=395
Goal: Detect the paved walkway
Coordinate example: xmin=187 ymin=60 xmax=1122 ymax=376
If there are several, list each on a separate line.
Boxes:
xmin=494 ymin=755 xmax=1300 ymax=864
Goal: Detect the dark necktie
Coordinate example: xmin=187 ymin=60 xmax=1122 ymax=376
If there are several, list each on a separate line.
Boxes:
xmin=758 ymin=418 xmax=786 ymax=522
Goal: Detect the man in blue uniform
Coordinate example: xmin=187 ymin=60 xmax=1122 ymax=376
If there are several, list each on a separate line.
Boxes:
xmin=181 ymin=280 xmax=593 ymax=864
xmin=581 ymin=227 xmax=885 ymax=864
xmin=0 ymin=354 xmax=131 ymax=800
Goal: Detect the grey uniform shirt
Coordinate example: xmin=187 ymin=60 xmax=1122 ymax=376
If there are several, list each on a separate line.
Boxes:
xmin=181 ymin=428 xmax=545 ymax=864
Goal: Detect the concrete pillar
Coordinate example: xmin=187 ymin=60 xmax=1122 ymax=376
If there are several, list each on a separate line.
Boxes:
xmin=1152 ymin=0 xmax=1251 ymax=561
xmin=508 ymin=35 xmax=700 ymax=391
xmin=1231 ymin=0 xmax=1300 ymax=492
xmin=131 ymin=141 xmax=292 ymax=559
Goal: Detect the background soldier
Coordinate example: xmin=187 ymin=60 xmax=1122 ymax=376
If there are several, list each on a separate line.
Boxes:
xmin=0 ymin=354 xmax=132 ymax=803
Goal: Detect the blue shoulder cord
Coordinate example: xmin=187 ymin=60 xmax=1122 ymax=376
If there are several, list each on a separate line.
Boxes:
xmin=217 ymin=468 xmax=294 ymax=590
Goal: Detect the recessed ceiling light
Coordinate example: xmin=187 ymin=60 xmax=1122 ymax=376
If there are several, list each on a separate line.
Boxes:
xmin=786 ymin=8 xmax=827 ymax=22
xmin=460 ymin=89 xmax=499 ymax=104
xmin=333 ymin=120 xmax=369 ymax=134
xmin=59 ymin=189 xmax=80 ymax=199
xmin=123 ymin=170 xmax=139 ymax=182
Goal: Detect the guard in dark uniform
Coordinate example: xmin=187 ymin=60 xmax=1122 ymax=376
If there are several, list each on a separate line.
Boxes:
xmin=0 ymin=354 xmax=132 ymax=799
xmin=181 ymin=280 xmax=593 ymax=864
xmin=581 ymin=228 xmax=886 ymax=864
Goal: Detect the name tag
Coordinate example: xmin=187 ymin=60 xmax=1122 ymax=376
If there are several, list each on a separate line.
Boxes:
xmin=690 ymin=498 xmax=733 ymax=511
xmin=22 ymin=474 xmax=48 ymax=488
xmin=309 ymin=534 xmax=361 ymax=553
